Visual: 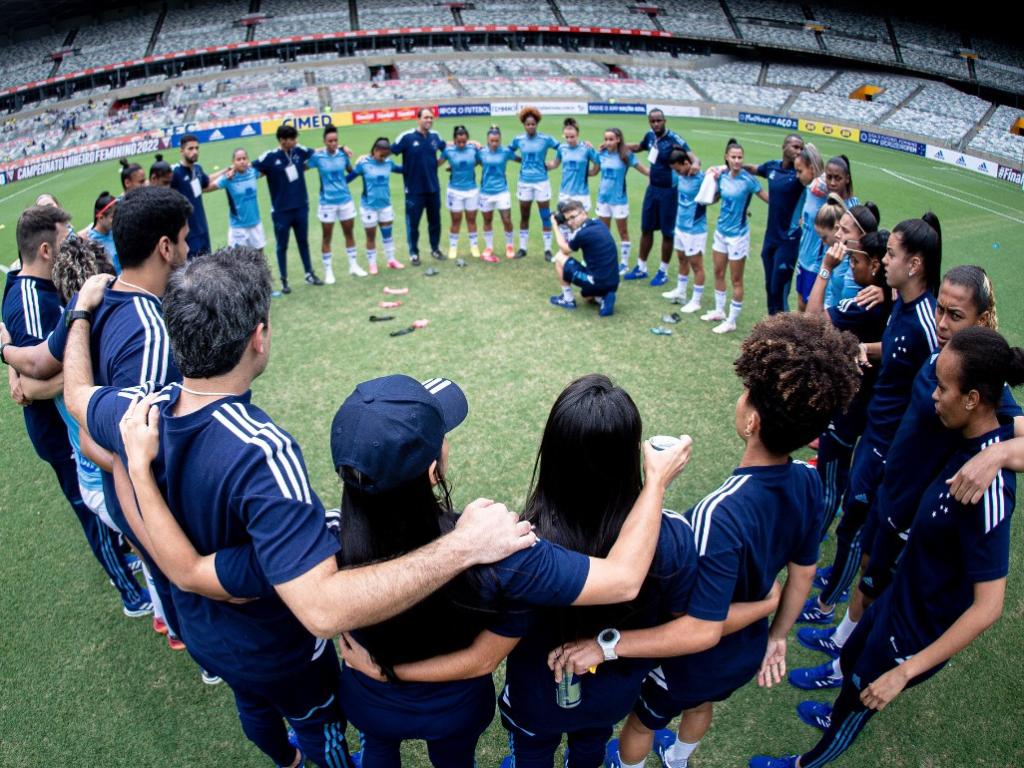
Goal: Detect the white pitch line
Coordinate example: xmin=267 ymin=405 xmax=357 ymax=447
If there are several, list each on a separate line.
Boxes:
xmin=0 ymin=174 xmax=63 ymax=205
xmin=879 ymin=168 xmax=1024 ymax=224
xmin=890 ymin=170 xmax=1022 ymax=214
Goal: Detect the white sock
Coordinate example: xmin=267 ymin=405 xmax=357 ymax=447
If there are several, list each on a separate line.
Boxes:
xmin=484 ymin=230 xmax=494 ymax=248
xmin=383 ymin=237 xmax=395 ymax=259
xmin=622 ymin=241 xmax=634 ymax=263
xmin=715 ymin=290 xmax=727 ymax=313
xmin=366 ymin=249 xmax=377 ymax=265
xmin=469 ymin=232 xmax=478 ymax=246
xmin=561 ymin=285 xmax=574 ymax=302
xmin=832 ymin=611 xmax=859 ymax=647
xmin=519 ymin=229 xmax=529 ymax=249
xmin=693 ymin=284 xmax=705 ymax=301
xmin=677 ymin=275 xmax=689 ymax=292
xmin=728 ymin=300 xmax=742 ymax=323
xmin=656 ymin=262 xmax=668 ymax=274
xmin=449 ymin=232 xmax=459 ymax=248
xmin=347 ymin=247 xmax=359 ymax=267
xmin=543 ymin=230 xmax=553 ymax=250
xmin=664 ymin=738 xmax=699 ymax=768
xmin=619 ymin=758 xmax=645 ymax=768
xmin=831 ymin=658 xmax=843 ymax=678
xmin=322 ymin=252 xmax=333 ymax=267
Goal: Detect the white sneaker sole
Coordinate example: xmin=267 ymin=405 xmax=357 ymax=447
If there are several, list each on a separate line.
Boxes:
xmin=712 ymin=320 xmax=737 ymax=334
xmin=679 ymin=301 xmax=702 ymax=314
xmin=700 ymin=311 xmax=726 ymax=322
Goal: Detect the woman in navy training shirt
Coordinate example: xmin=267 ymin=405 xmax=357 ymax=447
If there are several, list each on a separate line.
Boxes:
xmin=801 ymin=213 xmax=942 ymax=628
xmin=554 ymin=314 xmax=861 ymax=768
xmin=753 ymin=326 xmax=1022 ymax=767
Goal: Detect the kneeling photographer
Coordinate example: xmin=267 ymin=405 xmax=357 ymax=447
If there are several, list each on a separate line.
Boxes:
xmin=549 ymin=199 xmax=619 ymax=317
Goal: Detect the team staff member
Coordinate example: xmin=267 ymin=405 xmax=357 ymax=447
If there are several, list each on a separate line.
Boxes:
xmin=308 ymin=124 xmax=360 ymax=282
xmin=170 ymin=133 xmax=216 ymax=259
xmin=549 ymin=200 xmax=619 ymax=317
xmin=625 ymin=109 xmax=698 ymax=286
xmin=753 ymin=327 xmax=1021 ymax=767
xmin=391 ymin=108 xmax=447 ymax=265
xmin=253 ymin=125 xmax=325 ymax=294
xmin=67 ymin=247 xmax=539 ymax=768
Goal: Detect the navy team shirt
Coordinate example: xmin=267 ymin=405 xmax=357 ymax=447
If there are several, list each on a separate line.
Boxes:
xmin=170 ymin=163 xmax=211 ymax=254
xmin=253 ymin=145 xmax=316 ymax=213
xmin=499 ymin=513 xmax=696 ymax=734
xmin=660 ymin=461 xmax=822 ymax=694
xmin=569 ymin=219 xmax=620 ymax=292
xmin=391 ymin=128 xmax=446 ymax=195
xmin=88 ymin=384 xmax=340 ymax=680
xmin=2 ymin=275 xmax=73 ymax=463
xmin=826 ymin=298 xmax=890 ymax=441
xmin=880 ymin=423 xmax=1015 ymax=652
xmin=860 ymin=292 xmax=938 ymax=451
xmin=638 ymin=129 xmax=690 ymax=189
xmin=756 ymin=160 xmax=804 ymax=244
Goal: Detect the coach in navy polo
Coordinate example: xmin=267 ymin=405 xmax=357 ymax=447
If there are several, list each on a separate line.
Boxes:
xmin=170 ymin=133 xmax=215 ymax=259
xmin=391 ymin=108 xmax=446 ymax=265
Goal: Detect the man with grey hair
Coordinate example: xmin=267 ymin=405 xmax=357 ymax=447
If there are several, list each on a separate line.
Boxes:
xmin=61 ymin=246 xmax=536 ymax=768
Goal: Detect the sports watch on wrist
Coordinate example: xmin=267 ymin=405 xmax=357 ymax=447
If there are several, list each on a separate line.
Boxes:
xmin=818 ymin=266 xmax=831 ymax=280
xmin=597 ymin=628 xmax=621 ymax=661
xmin=64 ymin=309 xmax=92 ymax=329
xmin=0 ymin=342 xmax=9 ymax=365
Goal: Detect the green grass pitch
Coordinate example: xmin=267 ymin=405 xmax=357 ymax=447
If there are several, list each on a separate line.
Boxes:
xmin=1 ymin=114 xmax=1022 ymax=766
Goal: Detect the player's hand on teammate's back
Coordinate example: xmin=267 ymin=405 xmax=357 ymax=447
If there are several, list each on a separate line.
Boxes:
xmin=120 ymin=393 xmax=161 ymax=472
xmin=455 ymin=498 xmax=537 ymax=565
xmin=339 ymin=632 xmax=387 ymax=682
xmin=642 ymin=435 xmax=694 ymax=491
xmin=75 ymin=273 xmax=116 ymax=312
xmin=757 ymin=636 xmax=787 ymax=688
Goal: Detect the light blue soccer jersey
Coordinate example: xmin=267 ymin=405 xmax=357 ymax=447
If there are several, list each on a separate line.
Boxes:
xmin=509 ymin=132 xmax=559 ymax=183
xmin=442 ymin=145 xmax=479 ymax=191
xmin=675 ymin=171 xmax=707 ymax=235
xmin=54 ymin=395 xmax=103 ymax=492
xmin=797 ymin=178 xmax=828 ymax=272
xmin=478 ymin=146 xmax=514 ymax=195
xmin=351 ymin=157 xmax=401 ymax=210
xmin=597 ymin=150 xmax=639 ymax=206
xmin=557 ymin=143 xmax=598 ymax=197
xmin=308 ymin=150 xmax=354 ymax=205
xmin=716 ymin=170 xmax=761 ymax=237
xmin=216 ymin=167 xmax=262 ymax=229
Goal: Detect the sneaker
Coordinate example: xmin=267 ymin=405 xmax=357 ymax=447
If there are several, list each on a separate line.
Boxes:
xmin=499 ymin=757 xmax=514 ymax=768
xmin=481 ymin=246 xmax=494 ymax=260
xmin=280 ymin=279 xmax=291 ymax=295
xmin=167 ymin=634 xmax=186 ymax=651
xmin=512 ymin=248 xmax=527 ymax=260
xmin=448 ymin=245 xmax=458 ymax=260
xmin=482 ymin=249 xmax=500 ymax=263
xmin=550 ymin=295 xmax=577 ymax=310
xmin=544 ymin=250 xmax=554 ymax=262
xmin=798 ymin=597 xmax=835 ymax=624
xmin=788 ymin=660 xmax=842 ymax=690
xmin=387 ymin=258 xmax=405 ymax=270
xmin=430 ymin=249 xmax=445 ymax=261
xmin=124 ymin=552 xmax=143 ymax=574
xmin=748 ymin=756 xmax=799 ymax=768
xmin=623 ymin=265 xmax=648 ymax=281
xmin=619 ymin=262 xmax=630 ymax=275
xmin=598 ymin=291 xmax=616 ymax=317
xmin=653 ymin=728 xmax=678 ymax=766
xmin=506 ymin=245 xmax=516 ymax=259
xmin=679 ymin=299 xmax=702 ymax=314
xmin=152 ymin=616 xmax=169 ymax=635
xmin=814 ymin=565 xmax=832 ymax=591
xmin=368 ymin=261 xmax=379 ymax=276
xmin=122 ymin=589 xmax=153 ymax=618
xmin=201 ymin=668 xmax=222 ymax=685
xmin=470 ymin=244 xmax=481 ymax=259
xmin=604 ymin=738 xmax=622 ymax=768
xmin=700 ymin=309 xmax=726 ymax=322
xmin=348 ymin=263 xmax=368 ymax=278
xmin=410 ymin=253 xmax=421 ymax=266
xmin=455 ymin=258 xmax=467 ymax=268
xmin=305 ymin=272 xmax=324 ymax=286
xmin=712 ymin=319 xmax=737 ymax=334
xmin=661 ymin=286 xmax=686 ymax=301
xmin=797 ymin=627 xmax=842 ymax=658
xmin=323 ymin=264 xmax=336 ymax=285
xmin=649 ymin=271 xmax=668 ymax=287
xmin=796 ymin=700 xmax=832 ymax=731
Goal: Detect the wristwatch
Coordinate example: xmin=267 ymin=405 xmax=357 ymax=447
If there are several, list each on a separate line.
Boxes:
xmin=64 ymin=309 xmax=92 ymax=329
xmin=0 ymin=342 xmax=9 ymax=365
xmin=818 ymin=266 xmax=831 ymax=280
xmin=597 ymin=628 xmax=621 ymax=661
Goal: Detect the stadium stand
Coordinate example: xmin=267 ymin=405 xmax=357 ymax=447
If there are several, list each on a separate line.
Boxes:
xmin=355 ymin=0 xmax=454 ymax=28
xmin=810 ymin=4 xmax=896 ymax=63
xmin=578 ymin=76 xmax=702 ymax=103
xmin=655 ymin=0 xmax=737 ymax=40
xmin=154 ymin=3 xmax=248 ymax=55
xmin=730 ymin=0 xmax=820 ymax=52
xmin=68 ymin=13 xmax=158 ymax=70
xmin=257 ymin=0 xmax=352 ymax=37
xmin=311 ymin=64 xmax=371 ymax=85
xmin=765 ymin=64 xmax=836 ymax=90
xmin=329 ymin=78 xmax=460 ymax=106
xmin=459 ymin=1 xmax=559 ymax=25
xmin=789 ymin=91 xmax=891 ymax=123
xmin=0 ymin=32 xmax=67 ymax=90
xmin=968 ymin=105 xmax=1024 ymax=161
xmin=558 ymin=3 xmax=658 ymax=30
xmin=459 ymin=76 xmax=590 ymax=99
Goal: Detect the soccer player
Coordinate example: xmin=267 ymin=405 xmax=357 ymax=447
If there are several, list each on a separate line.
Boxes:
xmin=81 ymin=191 xmax=120 ymax=271
xmin=798 ymin=214 xmax=942 ymax=637
xmin=349 ymin=137 xmax=405 ymax=270
xmin=554 ymin=314 xmax=860 ymax=768
xmin=68 ymin=247 xmax=540 ymax=768
xmin=118 ymin=159 xmax=146 ymax=193
xmin=509 ymin=106 xmax=560 ymax=260
xmin=148 ymin=154 xmax=173 ymax=187
xmin=793 ymin=144 xmax=828 ymax=311
xmin=549 ymin=199 xmax=620 ymax=317
xmin=308 ymin=123 xmax=359 ymax=281
xmin=824 ymin=202 xmax=879 ymax=308
xmin=253 ymin=124 xmax=325 ymax=293
xmin=391 ymin=107 xmax=447 ymax=265
xmin=170 ymin=133 xmax=216 ymax=259
xmin=476 ymin=125 xmax=517 ymax=262
xmin=596 ymin=128 xmax=649 ymax=271
xmin=752 ymin=326 xmax=1021 ymax=768
xmin=661 ymin=149 xmax=707 ymax=313
xmin=0 ymin=205 xmax=147 ymax=617
xmin=549 ymin=117 xmax=599 ymax=237
xmin=214 ymin=148 xmax=265 ymax=254
xmin=625 ymin=109 xmax=697 ymax=285
xmin=743 ymin=133 xmax=805 ymax=315
xmin=824 ymin=155 xmax=858 ymax=208
xmin=701 ymin=139 xmax=768 ymax=335
xmin=442 ymin=125 xmax=481 ymax=260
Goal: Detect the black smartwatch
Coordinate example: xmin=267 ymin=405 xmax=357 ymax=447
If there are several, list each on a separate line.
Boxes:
xmin=0 ymin=342 xmax=9 ymax=365
xmin=64 ymin=309 xmax=92 ymax=329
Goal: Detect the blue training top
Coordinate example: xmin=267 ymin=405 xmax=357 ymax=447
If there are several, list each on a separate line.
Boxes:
xmin=85 ymin=226 xmax=120 ymax=272
xmin=715 ymin=170 xmax=762 ymax=238
xmin=557 ymin=143 xmax=598 ymax=197
xmin=477 ymin=146 xmax=514 ymax=196
xmin=674 ymin=171 xmax=707 ymax=235
xmin=509 ymin=132 xmax=559 ymax=184
xmin=597 ymin=150 xmax=639 ymax=206
xmin=797 ymin=177 xmax=829 ymax=272
xmin=442 ymin=145 xmax=479 ymax=191
xmin=308 ymin=149 xmax=354 ymax=206
xmin=350 ymin=157 xmax=402 ymax=209
xmin=216 ymin=167 xmax=262 ymax=229
xmin=252 ymin=145 xmax=316 ymax=212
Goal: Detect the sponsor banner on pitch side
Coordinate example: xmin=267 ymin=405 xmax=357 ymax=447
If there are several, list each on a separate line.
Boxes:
xmin=2 ymin=136 xmax=169 ymax=182
xmin=997 ymin=165 xmax=1023 ymax=185
xmin=438 ymin=103 xmax=493 ymax=117
xmin=798 ymin=118 xmax=860 ymax=143
xmin=859 ymin=130 xmax=926 ymax=156
xmin=351 ymin=106 xmax=434 ymax=125
xmin=650 ymin=104 xmax=700 ymax=118
xmin=925 ymin=145 xmax=998 ymax=178
xmin=170 ymin=122 xmax=261 ymax=147
xmin=588 ymin=102 xmax=646 ymax=115
xmin=490 ymin=101 xmax=521 ymax=116
xmin=261 ymin=110 xmax=354 ymax=134
xmin=738 ymin=112 xmax=799 ymax=130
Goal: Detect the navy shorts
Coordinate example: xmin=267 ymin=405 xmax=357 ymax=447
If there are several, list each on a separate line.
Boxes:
xmin=632 ymin=658 xmax=759 ymax=730
xmin=795 ymin=266 xmax=817 ymax=302
xmin=641 ymin=185 xmax=677 ymax=237
xmin=563 ymin=257 xmax=616 ymax=298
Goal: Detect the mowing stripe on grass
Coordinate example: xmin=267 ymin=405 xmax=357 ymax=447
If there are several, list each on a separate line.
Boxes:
xmin=0 ymin=174 xmax=63 ymax=205
xmin=878 ymin=168 xmax=1024 ymax=224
